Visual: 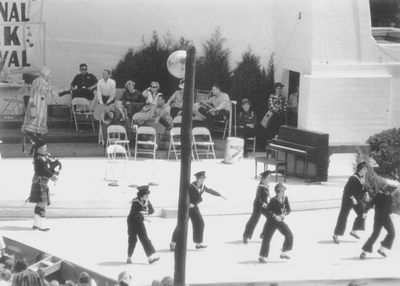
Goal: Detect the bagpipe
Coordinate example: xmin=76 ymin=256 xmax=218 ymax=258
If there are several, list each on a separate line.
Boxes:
xmin=47 ymin=152 xmax=62 ymax=176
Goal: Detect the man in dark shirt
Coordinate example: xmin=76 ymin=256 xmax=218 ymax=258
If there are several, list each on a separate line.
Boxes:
xmin=237 ymin=98 xmax=257 ymax=157
xmin=68 ymin=63 xmax=98 ymax=100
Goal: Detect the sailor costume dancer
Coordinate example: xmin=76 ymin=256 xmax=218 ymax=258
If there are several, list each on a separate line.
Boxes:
xmin=170 ymin=171 xmax=226 ymax=251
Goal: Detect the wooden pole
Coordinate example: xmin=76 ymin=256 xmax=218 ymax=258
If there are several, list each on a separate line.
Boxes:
xmin=174 ymin=45 xmax=196 ymax=286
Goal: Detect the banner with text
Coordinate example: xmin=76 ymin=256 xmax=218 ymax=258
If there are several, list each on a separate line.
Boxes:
xmin=0 ymin=0 xmax=45 ymax=74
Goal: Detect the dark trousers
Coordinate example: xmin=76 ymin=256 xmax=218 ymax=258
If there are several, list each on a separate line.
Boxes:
xmin=170 ymin=107 xmax=182 ymax=119
xmin=237 ymin=127 xmax=256 ymax=154
xmin=72 ymin=88 xmax=95 ymax=100
xmin=334 ymin=196 xmax=365 ymax=236
xmin=243 ymin=205 xmax=264 ymax=239
xmin=198 ymin=107 xmax=226 ymax=133
xmin=259 ymin=219 xmax=293 ymax=257
xmin=102 ymin=95 xmax=115 ymax=105
xmin=127 ymin=220 xmax=156 ymax=257
xmin=172 ymin=206 xmax=205 ymax=244
xmin=362 ymin=215 xmax=395 ymax=252
xmin=266 ymin=112 xmax=285 ymax=141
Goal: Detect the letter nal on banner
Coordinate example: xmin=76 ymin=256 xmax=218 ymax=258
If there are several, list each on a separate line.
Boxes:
xmin=0 ymin=0 xmax=45 ymax=74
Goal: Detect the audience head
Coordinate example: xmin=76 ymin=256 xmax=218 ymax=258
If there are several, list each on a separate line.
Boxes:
xmin=274 ymin=82 xmax=284 ymax=93
xmin=14 ymin=258 xmax=28 ymax=273
xmin=118 ymin=271 xmax=132 ymax=286
xmin=37 ymin=267 xmax=46 ymax=278
xmin=3 ymin=258 xmax=14 ymax=271
xmin=102 ymin=70 xmax=111 ymax=80
xmin=0 ymin=269 xmax=12 ymax=282
xmin=125 ymin=81 xmax=136 ymax=91
xmin=211 ymin=84 xmax=221 ymax=95
xmin=50 ymin=280 xmax=60 ymax=286
xmin=157 ymin=94 xmax=166 ymax=106
xmin=161 ymin=276 xmax=173 ymax=286
xmin=150 ymin=81 xmax=160 ymax=91
xmin=241 ymin=98 xmax=251 ymax=111
xmin=79 ymin=64 xmax=88 ymax=74
xmin=65 ymin=280 xmax=75 ymax=286
xmin=151 ymin=280 xmax=162 ymax=286
xmin=78 ymin=272 xmax=91 ymax=286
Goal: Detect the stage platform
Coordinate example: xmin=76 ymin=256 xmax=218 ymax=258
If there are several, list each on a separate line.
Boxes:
xmin=1 ymin=212 xmax=399 ymax=286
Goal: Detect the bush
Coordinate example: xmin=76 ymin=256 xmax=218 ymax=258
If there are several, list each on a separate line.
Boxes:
xmin=367 ymin=128 xmax=400 ymax=181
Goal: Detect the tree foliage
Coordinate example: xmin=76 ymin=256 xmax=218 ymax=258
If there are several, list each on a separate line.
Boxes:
xmin=195 ymin=27 xmax=231 ymax=92
xmin=370 ymin=0 xmax=400 ymax=27
xmin=367 ymin=128 xmax=400 ymax=181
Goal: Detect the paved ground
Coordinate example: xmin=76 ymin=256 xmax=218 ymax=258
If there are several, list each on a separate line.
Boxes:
xmin=1 ymin=210 xmax=399 ymax=286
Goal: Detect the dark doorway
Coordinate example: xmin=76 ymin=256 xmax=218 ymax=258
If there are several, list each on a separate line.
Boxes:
xmin=287 ymin=71 xmax=300 ymax=127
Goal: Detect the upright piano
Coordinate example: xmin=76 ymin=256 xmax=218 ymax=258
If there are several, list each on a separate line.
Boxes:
xmin=266 ymin=125 xmax=329 ymax=182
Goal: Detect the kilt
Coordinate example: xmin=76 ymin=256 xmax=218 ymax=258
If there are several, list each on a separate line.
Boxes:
xmin=28 ymin=175 xmax=51 ymax=205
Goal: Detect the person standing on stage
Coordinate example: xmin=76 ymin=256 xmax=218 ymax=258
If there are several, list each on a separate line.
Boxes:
xmin=259 ymin=183 xmax=293 ymax=263
xmin=243 ymin=170 xmax=271 ymax=244
xmin=333 ymin=162 xmax=369 ymax=244
xmin=169 ymin=171 xmax=226 ymax=251
xmin=359 ymin=182 xmax=397 ymax=259
xmin=27 ymin=138 xmax=61 ymax=231
xmin=126 ymin=185 xmax=160 ymax=265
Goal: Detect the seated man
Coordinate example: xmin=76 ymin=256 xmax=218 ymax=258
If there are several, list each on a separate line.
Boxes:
xmin=97 ymin=69 xmax=116 ymax=105
xmin=145 ymin=94 xmax=173 ymax=130
xmin=237 ymin=98 xmax=257 ymax=157
xmin=198 ymin=84 xmax=230 ymax=133
xmin=64 ymin=63 xmax=97 ymax=100
xmin=167 ymin=81 xmax=184 ymax=118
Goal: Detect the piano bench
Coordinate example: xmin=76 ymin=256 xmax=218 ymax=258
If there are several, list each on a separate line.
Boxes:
xmin=255 ymin=156 xmax=287 ymax=182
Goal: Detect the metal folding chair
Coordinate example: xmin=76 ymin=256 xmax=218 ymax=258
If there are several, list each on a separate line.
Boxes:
xmin=192 ymin=127 xmax=216 ymax=160
xmin=70 ymin=98 xmax=95 ymax=131
xmin=106 ymin=125 xmax=131 ymax=157
xmin=134 ymin=126 xmax=157 ymax=161
xmin=104 ymin=144 xmax=129 ymax=183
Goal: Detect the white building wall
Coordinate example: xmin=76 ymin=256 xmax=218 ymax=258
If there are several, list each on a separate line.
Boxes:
xmin=273 ymin=0 xmax=399 ymax=144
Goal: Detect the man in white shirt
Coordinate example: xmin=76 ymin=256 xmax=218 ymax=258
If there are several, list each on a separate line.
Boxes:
xmin=198 ymin=84 xmax=231 ymax=133
xmin=97 ymin=69 xmax=116 ymax=105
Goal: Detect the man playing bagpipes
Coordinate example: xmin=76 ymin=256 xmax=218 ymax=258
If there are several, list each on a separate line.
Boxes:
xmin=23 ymin=133 xmax=62 ymax=231
xmin=198 ymin=84 xmax=231 ymax=133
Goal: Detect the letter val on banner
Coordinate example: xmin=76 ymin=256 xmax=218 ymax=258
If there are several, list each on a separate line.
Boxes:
xmin=0 ymin=0 xmax=45 ymax=74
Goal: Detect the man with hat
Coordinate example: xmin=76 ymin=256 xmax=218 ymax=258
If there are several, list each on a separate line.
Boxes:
xmin=359 ymin=181 xmax=397 ymax=259
xmin=126 ymin=185 xmax=160 ymax=264
xmin=243 ymin=170 xmax=272 ymax=244
xmin=264 ymin=82 xmax=287 ymax=141
xmin=27 ymin=137 xmax=61 ymax=231
xmin=237 ymin=98 xmax=257 ymax=157
xmin=169 ymin=171 xmax=226 ymax=251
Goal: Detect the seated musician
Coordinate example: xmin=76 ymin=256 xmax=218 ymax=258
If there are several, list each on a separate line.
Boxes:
xmin=198 ymin=84 xmax=230 ymax=134
xmin=62 ymin=63 xmax=97 ymax=100
xmin=237 ymin=98 xmax=257 ymax=157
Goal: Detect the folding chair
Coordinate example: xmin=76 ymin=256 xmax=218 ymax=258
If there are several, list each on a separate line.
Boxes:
xmin=106 ymin=125 xmax=131 ymax=157
xmin=167 ymin=127 xmax=195 ymax=161
xmin=70 ymin=98 xmax=95 ymax=131
xmin=0 ymin=86 xmax=27 ymax=117
xmin=192 ymin=127 xmax=216 ymax=160
xmin=98 ymin=120 xmax=104 ymax=145
xmin=134 ymin=126 xmax=157 ymax=161
xmin=172 ymin=115 xmax=182 ymax=127
xmin=104 ymin=144 xmax=129 ymax=182
xmin=246 ymin=136 xmax=257 ymax=156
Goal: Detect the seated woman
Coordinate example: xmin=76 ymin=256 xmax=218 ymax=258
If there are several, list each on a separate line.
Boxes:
xmin=121 ymin=80 xmax=145 ymax=119
xmin=131 ymin=81 xmax=162 ymax=126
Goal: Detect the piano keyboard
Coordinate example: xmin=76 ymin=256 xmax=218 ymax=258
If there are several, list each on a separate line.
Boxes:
xmin=268 ymin=143 xmax=306 ymax=154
